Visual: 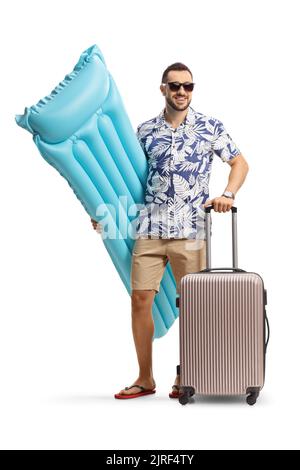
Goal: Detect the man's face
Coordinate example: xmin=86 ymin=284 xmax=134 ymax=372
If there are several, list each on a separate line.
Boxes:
xmin=160 ymin=70 xmax=193 ymax=112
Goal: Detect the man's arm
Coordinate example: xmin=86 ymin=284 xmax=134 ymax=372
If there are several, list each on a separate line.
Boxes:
xmin=204 ymin=154 xmax=249 ymax=212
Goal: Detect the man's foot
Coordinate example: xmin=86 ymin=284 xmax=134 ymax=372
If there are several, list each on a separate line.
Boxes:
xmin=169 ymin=373 xmax=180 ymax=399
xmin=114 ymin=378 xmax=156 ymax=399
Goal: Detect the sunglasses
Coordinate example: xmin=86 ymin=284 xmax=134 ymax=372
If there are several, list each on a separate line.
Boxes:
xmin=164 ymin=81 xmax=195 ymax=92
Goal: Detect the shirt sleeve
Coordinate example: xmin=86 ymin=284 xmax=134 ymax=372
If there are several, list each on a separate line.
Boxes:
xmin=136 ymin=124 xmax=148 ymax=159
xmin=212 ymin=120 xmax=241 ymax=162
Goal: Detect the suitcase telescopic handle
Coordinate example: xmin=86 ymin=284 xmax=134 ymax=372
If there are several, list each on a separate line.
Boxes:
xmin=200 ymin=267 xmax=246 ymax=273
xmin=204 ymin=204 xmax=238 ymax=270
xmin=204 ymin=205 xmax=237 ymax=214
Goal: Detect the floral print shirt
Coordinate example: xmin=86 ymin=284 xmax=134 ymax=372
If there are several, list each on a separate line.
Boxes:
xmin=135 ymin=106 xmax=241 ymax=239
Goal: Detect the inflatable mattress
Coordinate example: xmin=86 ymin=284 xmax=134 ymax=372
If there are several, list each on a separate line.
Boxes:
xmin=15 ymin=44 xmax=178 ymax=339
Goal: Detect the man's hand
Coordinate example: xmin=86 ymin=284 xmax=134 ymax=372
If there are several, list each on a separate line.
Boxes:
xmin=91 ymin=218 xmax=103 ymax=234
xmin=204 ymin=196 xmax=234 ymax=213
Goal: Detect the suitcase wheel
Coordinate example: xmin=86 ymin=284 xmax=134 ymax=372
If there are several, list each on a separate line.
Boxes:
xmin=179 ymin=394 xmax=189 ymax=405
xmin=179 ymin=386 xmax=195 ymax=405
xmin=246 ymin=394 xmax=257 ymax=406
xmin=246 ymin=387 xmax=260 ymax=406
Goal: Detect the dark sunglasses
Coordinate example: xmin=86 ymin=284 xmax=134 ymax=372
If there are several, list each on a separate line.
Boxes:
xmin=164 ymin=81 xmax=195 ymax=92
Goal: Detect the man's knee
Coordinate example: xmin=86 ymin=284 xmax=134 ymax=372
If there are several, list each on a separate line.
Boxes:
xmin=131 ymin=289 xmax=156 ymax=311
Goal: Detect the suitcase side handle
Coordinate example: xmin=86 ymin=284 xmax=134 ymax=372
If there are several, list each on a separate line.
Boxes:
xmin=204 ymin=204 xmax=238 ymax=269
xmin=265 ymin=314 xmax=270 ymax=350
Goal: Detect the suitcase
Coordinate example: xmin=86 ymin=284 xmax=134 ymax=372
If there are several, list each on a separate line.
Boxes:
xmin=176 ymin=205 xmax=269 ymax=405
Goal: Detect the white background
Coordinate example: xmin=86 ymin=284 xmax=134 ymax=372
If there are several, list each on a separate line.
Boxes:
xmin=1 ymin=0 xmax=299 ymax=450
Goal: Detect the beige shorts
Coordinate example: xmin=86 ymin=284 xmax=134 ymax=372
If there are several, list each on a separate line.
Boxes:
xmin=130 ymin=238 xmax=207 ymax=295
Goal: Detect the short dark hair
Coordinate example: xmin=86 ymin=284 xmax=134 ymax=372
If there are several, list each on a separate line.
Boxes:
xmin=161 ymin=62 xmax=193 ymax=84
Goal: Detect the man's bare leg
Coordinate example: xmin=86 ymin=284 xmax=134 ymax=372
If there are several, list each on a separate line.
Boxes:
xmin=117 ymin=289 xmax=156 ymax=395
xmin=170 ymin=369 xmax=180 ymax=396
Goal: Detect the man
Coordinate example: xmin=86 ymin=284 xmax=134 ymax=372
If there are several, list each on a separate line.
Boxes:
xmin=91 ymin=63 xmax=249 ymax=399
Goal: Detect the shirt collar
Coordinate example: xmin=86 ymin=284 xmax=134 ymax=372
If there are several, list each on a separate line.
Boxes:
xmin=154 ymin=105 xmax=196 ymax=129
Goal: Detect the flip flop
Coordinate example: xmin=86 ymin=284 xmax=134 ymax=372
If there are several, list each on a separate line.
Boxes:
xmin=169 ymin=385 xmax=180 ymax=399
xmin=114 ymin=384 xmax=156 ymax=399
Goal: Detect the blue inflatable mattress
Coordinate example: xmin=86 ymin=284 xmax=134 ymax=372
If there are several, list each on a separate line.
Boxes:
xmin=15 ymin=44 xmax=178 ymax=339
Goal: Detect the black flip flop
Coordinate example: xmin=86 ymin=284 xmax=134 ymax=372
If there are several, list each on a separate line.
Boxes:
xmin=115 ymin=384 xmax=156 ymax=399
xmin=169 ymin=384 xmax=180 ymax=399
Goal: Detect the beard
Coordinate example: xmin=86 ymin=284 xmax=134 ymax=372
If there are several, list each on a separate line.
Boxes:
xmin=166 ymin=95 xmax=191 ymax=112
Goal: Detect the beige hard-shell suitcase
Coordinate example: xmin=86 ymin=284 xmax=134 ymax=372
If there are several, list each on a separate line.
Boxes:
xmin=176 ymin=205 xmax=269 ymax=405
